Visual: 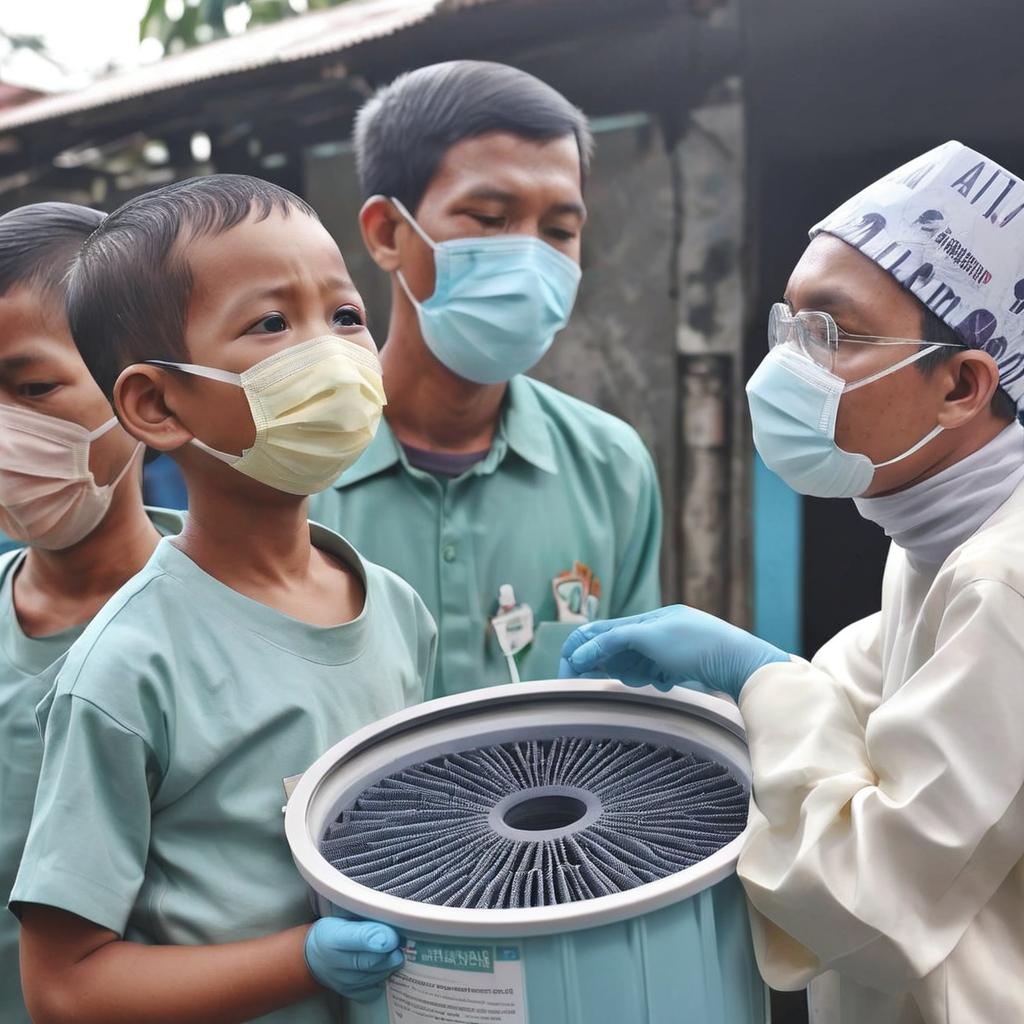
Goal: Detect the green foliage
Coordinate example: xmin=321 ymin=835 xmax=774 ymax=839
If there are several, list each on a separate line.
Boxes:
xmin=140 ymin=0 xmax=352 ymax=51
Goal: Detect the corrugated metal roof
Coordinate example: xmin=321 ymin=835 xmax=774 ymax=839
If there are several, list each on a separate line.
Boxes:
xmin=0 ymin=0 xmax=471 ymax=132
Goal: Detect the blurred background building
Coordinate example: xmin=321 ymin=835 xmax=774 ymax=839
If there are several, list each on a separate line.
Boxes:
xmin=1 ymin=4 xmax=1021 ymax=1010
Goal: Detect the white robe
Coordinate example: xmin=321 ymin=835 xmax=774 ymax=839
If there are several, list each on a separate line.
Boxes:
xmin=737 ymin=478 xmax=1024 ymax=1023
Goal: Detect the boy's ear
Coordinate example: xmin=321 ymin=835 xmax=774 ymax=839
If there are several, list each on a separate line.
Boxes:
xmin=113 ymin=364 xmax=194 ymax=452
xmin=936 ymin=349 xmax=1002 ymax=429
xmin=359 ymin=195 xmax=403 ymax=272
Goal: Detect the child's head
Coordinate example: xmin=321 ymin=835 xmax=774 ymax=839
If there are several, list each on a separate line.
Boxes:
xmin=0 ymin=202 xmax=108 ymax=422
xmin=68 ymin=174 xmax=381 ymax=501
xmin=0 ymin=203 xmax=144 ymax=549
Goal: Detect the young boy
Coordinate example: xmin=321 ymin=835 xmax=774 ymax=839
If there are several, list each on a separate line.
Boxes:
xmin=11 ymin=177 xmax=436 ymax=1022
xmin=0 ymin=202 xmax=184 ymax=1023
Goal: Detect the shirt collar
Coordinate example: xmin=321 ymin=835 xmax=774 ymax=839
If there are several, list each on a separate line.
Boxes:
xmin=854 ymin=420 xmax=1024 ymax=570
xmin=334 ymin=375 xmax=557 ymax=490
xmin=501 ymin=375 xmax=557 ymax=474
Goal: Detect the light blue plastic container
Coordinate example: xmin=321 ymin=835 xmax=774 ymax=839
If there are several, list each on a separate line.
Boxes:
xmin=286 ymin=681 xmax=768 ymax=1024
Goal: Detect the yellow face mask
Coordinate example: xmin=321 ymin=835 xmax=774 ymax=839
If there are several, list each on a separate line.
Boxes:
xmin=149 ymin=335 xmax=386 ymax=495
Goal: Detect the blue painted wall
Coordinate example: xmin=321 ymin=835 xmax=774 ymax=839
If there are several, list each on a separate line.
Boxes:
xmin=752 ymin=454 xmax=802 ymax=655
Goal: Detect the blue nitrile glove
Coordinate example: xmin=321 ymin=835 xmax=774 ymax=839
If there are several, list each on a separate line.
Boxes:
xmin=558 ymin=605 xmax=789 ymax=701
xmin=304 ymin=918 xmax=404 ymax=1004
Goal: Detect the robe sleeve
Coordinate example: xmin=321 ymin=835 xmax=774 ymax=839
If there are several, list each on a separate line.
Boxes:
xmin=737 ymin=580 xmax=1024 ymax=993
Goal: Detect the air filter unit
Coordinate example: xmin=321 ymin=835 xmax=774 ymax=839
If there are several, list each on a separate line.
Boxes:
xmin=287 ymin=680 xmax=767 ymax=1024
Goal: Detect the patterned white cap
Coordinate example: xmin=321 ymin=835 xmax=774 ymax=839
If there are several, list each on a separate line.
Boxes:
xmin=811 ymin=141 xmax=1024 ymax=409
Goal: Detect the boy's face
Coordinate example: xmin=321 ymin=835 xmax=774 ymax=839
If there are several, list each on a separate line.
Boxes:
xmin=156 ymin=209 xmax=375 ymax=460
xmin=0 ymin=283 xmax=137 ymax=485
xmin=396 ymin=131 xmax=586 ymax=304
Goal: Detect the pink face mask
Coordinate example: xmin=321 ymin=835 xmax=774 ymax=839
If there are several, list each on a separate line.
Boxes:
xmin=0 ymin=404 xmax=142 ymax=551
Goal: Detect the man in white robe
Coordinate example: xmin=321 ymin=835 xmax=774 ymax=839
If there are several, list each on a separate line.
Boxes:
xmin=560 ymin=141 xmax=1024 ymax=1023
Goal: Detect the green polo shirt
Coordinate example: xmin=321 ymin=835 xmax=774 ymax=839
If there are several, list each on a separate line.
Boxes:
xmin=309 ymin=375 xmax=662 ymax=697
xmin=11 ymin=524 xmax=435 ymax=1024
xmin=0 ymin=507 xmax=183 ymax=1024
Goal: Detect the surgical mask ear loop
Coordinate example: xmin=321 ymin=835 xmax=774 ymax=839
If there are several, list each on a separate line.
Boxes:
xmin=838 ymin=344 xmax=948 ymax=470
xmin=842 ymin=344 xmax=944 ymax=393
xmin=389 ymin=197 xmax=437 ymax=249
xmin=146 ymin=360 xmax=242 ymax=386
xmin=145 ymin=360 xmax=246 ymax=465
xmin=84 ymin=416 xmax=121 ymax=442
xmin=389 ymin=197 xmax=438 ymax=308
xmin=106 ymin=440 xmax=146 ymax=490
xmin=872 ymin=424 xmax=945 ymax=469
xmin=80 ymin=416 xmax=144 ymax=490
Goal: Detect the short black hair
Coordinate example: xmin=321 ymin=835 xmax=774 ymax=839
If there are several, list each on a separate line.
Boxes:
xmin=355 ymin=61 xmax=593 ymax=213
xmin=67 ymin=174 xmax=317 ymax=399
xmin=0 ymin=202 xmax=104 ymax=300
xmin=917 ymin=304 xmax=1017 ymax=421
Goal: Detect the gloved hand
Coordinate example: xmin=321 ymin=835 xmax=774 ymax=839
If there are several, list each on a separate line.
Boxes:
xmin=558 ymin=604 xmax=789 ymax=701
xmin=304 ymin=917 xmax=404 ymax=1004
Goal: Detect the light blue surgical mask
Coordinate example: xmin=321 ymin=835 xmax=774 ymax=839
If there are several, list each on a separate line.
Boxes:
xmin=390 ymin=197 xmax=581 ymax=384
xmin=746 ymin=344 xmax=946 ymax=498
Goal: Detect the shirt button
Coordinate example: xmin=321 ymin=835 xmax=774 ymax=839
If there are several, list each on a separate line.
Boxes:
xmin=442 ymin=544 xmax=456 ymax=562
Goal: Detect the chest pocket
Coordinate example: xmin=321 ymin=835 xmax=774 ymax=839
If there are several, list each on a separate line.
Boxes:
xmin=518 ymin=622 xmax=577 ymax=681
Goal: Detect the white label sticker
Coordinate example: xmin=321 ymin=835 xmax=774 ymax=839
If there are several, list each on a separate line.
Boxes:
xmin=386 ymin=940 xmax=526 ymax=1024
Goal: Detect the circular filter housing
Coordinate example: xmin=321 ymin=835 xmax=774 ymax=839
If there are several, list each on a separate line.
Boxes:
xmin=286 ymin=681 xmax=766 ymax=1023
xmin=288 ymin=681 xmax=751 ymax=935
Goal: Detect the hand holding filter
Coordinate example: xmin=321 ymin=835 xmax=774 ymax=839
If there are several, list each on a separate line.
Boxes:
xmin=304 ymin=918 xmax=403 ymax=1004
xmin=559 ymin=605 xmax=789 ymax=700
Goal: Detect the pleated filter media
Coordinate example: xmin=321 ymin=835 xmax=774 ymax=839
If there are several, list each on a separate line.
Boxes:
xmin=320 ymin=737 xmax=748 ymax=910
xmin=287 ymin=681 xmax=768 ymax=1024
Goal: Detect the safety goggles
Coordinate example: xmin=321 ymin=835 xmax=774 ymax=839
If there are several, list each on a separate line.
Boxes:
xmin=768 ymin=302 xmax=964 ymax=373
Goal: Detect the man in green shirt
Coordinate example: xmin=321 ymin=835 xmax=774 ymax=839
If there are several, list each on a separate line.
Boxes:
xmin=310 ymin=62 xmax=662 ymax=696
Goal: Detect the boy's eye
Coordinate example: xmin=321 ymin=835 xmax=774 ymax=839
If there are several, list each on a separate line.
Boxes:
xmin=333 ymin=305 xmax=364 ymax=327
xmin=546 ymin=227 xmax=577 ymax=242
xmin=248 ymin=312 xmax=289 ymax=334
xmin=18 ymin=382 xmax=58 ymax=398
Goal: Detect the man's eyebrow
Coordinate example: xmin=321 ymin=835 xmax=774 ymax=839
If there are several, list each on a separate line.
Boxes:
xmin=550 ymin=200 xmax=587 ymax=220
xmin=463 ymin=187 xmax=517 ymax=205
xmin=0 ymin=353 xmax=40 ymax=373
xmin=461 ymin=188 xmax=587 ymax=219
xmin=783 ymin=287 xmax=855 ymax=314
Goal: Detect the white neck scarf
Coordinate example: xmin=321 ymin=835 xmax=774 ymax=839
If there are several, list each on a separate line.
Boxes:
xmin=854 ymin=421 xmax=1024 ymax=570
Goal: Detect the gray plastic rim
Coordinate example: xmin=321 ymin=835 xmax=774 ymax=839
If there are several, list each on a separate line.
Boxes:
xmin=285 ymin=680 xmax=752 ymax=940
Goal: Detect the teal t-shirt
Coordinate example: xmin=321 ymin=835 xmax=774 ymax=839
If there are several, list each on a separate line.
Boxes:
xmin=309 ymin=375 xmax=663 ymax=697
xmin=11 ymin=525 xmax=435 ymax=1024
xmin=0 ymin=508 xmax=184 ymax=1024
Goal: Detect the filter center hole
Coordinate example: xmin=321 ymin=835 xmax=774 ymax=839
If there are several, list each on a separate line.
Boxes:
xmin=489 ymin=784 xmax=602 ymax=841
xmin=502 ymin=794 xmax=588 ymax=832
